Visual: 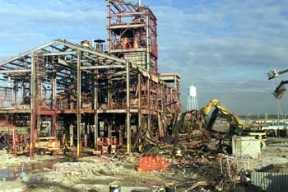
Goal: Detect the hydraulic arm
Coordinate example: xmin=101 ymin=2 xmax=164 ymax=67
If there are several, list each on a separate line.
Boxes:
xmin=268 ymin=68 xmax=288 ymax=99
xmin=268 ymin=68 xmax=288 ymax=80
xmin=201 ymin=99 xmax=243 ymax=131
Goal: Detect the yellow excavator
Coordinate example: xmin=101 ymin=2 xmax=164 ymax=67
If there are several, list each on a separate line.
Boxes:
xmin=201 ymin=99 xmax=267 ymax=146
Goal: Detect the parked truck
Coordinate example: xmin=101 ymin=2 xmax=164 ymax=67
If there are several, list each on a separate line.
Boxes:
xmin=35 ymin=136 xmax=65 ymax=156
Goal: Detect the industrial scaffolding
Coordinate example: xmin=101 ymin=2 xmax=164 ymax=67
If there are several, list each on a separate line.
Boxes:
xmin=0 ymin=0 xmax=181 ymax=158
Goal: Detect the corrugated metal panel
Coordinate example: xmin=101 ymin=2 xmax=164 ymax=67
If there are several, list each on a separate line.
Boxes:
xmin=251 ymin=172 xmax=288 ymax=192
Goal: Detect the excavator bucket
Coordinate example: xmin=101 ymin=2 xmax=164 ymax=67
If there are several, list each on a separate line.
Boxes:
xmin=273 ymin=84 xmax=286 ymax=99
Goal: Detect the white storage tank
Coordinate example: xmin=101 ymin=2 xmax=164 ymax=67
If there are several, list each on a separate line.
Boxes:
xmin=187 ymin=85 xmax=198 ymax=110
xmin=189 ymin=85 xmax=197 ymax=97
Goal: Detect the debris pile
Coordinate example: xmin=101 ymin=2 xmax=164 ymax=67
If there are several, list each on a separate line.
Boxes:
xmin=132 ymin=132 xmax=262 ymax=191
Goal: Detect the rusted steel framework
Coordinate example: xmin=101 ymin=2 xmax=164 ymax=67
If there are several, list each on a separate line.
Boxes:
xmin=0 ymin=0 xmax=181 ymax=158
xmin=107 ymin=0 xmax=158 ymax=74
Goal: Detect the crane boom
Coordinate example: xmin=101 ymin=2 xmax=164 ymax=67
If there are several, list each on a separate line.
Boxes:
xmin=268 ymin=68 xmax=288 ymax=99
xmin=268 ymin=69 xmax=288 ymax=80
xmin=268 ymin=68 xmax=288 ymax=80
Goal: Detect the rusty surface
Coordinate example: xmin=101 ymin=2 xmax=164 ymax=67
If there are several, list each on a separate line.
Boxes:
xmin=0 ymin=0 xmax=181 ymax=158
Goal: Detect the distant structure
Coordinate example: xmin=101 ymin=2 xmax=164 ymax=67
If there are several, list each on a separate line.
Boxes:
xmin=187 ymin=84 xmax=199 ymax=111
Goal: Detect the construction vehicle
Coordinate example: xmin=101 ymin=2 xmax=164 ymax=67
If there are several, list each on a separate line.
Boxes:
xmin=200 ymin=99 xmax=267 ymax=146
xmin=268 ymin=68 xmax=288 ymax=99
xmin=35 ymin=120 xmax=66 ymax=155
xmin=35 ymin=136 xmax=65 ymax=156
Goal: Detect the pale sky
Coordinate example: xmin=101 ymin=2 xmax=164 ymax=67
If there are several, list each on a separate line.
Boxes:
xmin=0 ymin=0 xmax=288 ymax=115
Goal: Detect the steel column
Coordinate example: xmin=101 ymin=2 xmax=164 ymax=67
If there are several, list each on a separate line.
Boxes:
xmin=13 ymin=81 xmax=18 ymax=104
xmin=94 ymin=70 xmax=99 ymax=149
xmin=138 ymin=74 xmax=142 ymax=130
xmin=76 ymin=51 xmax=82 ymax=158
xmin=52 ymin=78 xmax=57 ymax=136
xmin=126 ymin=62 xmax=131 ymax=153
xmin=147 ymin=78 xmax=151 ymax=131
xmin=29 ymin=53 xmax=36 ymax=158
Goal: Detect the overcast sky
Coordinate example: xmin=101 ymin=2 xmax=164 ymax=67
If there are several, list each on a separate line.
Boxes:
xmin=0 ymin=0 xmax=288 ymax=116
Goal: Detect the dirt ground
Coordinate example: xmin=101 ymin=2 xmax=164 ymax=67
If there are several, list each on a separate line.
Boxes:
xmin=0 ymin=137 xmax=288 ymax=192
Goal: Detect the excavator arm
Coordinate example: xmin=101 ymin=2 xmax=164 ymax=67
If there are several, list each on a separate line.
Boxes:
xmin=201 ymin=99 xmax=267 ymax=146
xmin=201 ymin=99 xmax=243 ymax=127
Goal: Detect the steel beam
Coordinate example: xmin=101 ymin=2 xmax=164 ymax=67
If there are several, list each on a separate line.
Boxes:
xmin=54 ymin=39 xmax=127 ymax=64
xmin=109 ymin=24 xmax=145 ymax=29
xmin=0 ymin=40 xmax=57 ymax=66
xmin=80 ymin=65 xmax=125 ymax=70
xmin=110 ymin=11 xmax=145 ymax=17
xmin=41 ymin=51 xmax=77 ymax=56
xmin=0 ymin=69 xmax=31 ymax=74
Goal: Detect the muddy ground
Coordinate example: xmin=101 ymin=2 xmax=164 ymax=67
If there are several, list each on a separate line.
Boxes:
xmin=0 ymin=137 xmax=288 ymax=192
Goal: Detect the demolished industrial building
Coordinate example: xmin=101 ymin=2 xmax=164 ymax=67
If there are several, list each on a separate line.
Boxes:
xmin=0 ymin=0 xmax=181 ymax=158
xmin=0 ymin=1 xmax=287 ymax=192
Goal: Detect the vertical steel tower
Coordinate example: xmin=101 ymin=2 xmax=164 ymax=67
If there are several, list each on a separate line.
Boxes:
xmin=107 ymin=0 xmax=158 ymax=74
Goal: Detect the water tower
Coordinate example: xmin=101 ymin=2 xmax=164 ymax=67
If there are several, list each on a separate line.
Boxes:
xmin=187 ymin=84 xmax=199 ymax=111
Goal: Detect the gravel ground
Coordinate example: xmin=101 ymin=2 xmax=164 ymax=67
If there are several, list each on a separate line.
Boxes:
xmin=0 ymin=138 xmax=288 ymax=192
xmin=0 ymin=154 xmax=165 ymax=192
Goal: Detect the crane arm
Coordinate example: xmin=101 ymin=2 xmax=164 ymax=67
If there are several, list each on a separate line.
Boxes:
xmin=268 ymin=69 xmax=288 ymax=80
xmin=268 ymin=68 xmax=288 ymax=99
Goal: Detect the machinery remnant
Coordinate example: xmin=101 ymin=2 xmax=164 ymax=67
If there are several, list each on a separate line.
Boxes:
xmin=35 ymin=136 xmax=65 ymax=156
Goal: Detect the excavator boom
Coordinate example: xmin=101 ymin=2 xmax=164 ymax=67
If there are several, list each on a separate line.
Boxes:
xmin=201 ymin=99 xmax=243 ymax=128
xmin=201 ymin=99 xmax=266 ymax=144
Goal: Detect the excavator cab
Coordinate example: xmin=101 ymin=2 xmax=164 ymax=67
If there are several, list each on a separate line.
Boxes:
xmin=230 ymin=124 xmax=243 ymax=136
